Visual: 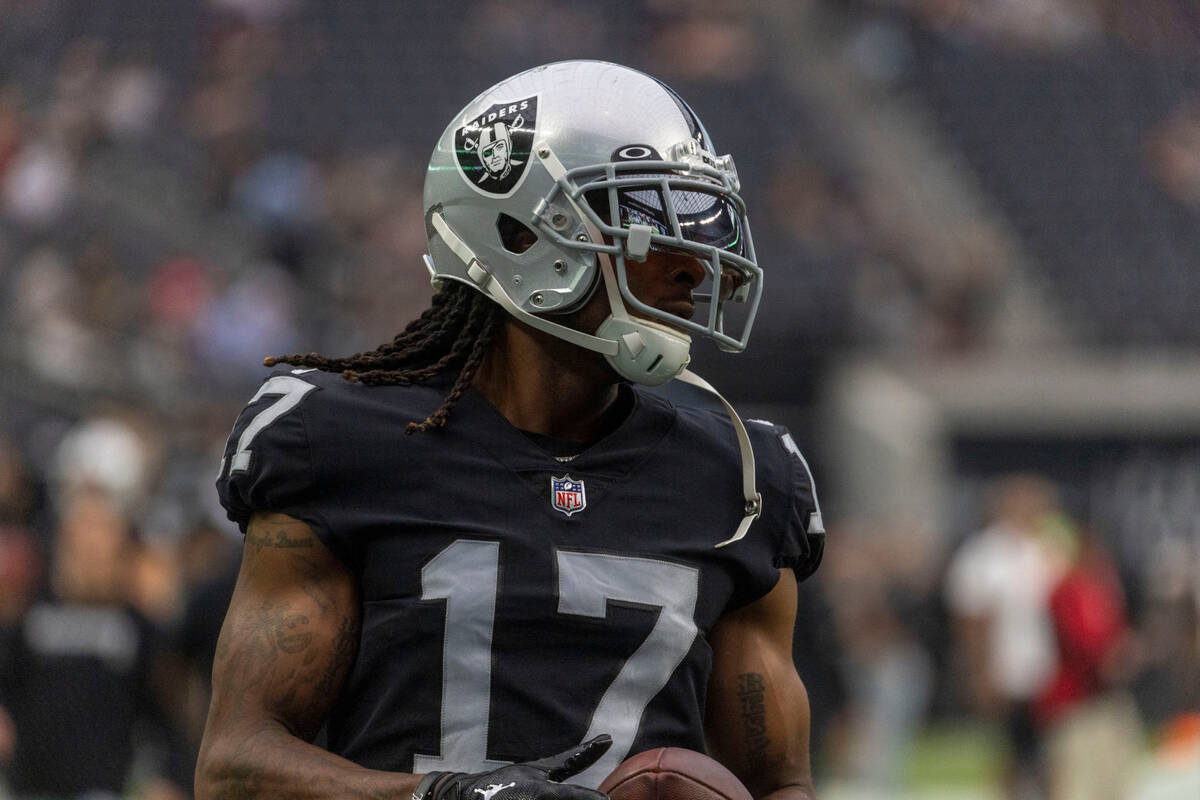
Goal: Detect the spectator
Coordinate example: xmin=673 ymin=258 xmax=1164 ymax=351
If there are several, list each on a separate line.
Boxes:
xmin=1136 ymin=535 xmax=1200 ymax=731
xmin=53 ymin=414 xmax=156 ymax=519
xmin=944 ymin=474 xmax=1066 ymax=799
xmin=1146 ymin=103 xmax=1200 ymax=208
xmin=1035 ymin=525 xmax=1142 ymax=800
xmin=0 ymin=488 xmax=187 ymax=799
xmin=827 ymin=523 xmax=934 ymax=792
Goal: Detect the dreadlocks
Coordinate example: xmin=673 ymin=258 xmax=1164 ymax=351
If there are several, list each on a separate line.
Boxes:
xmin=264 ymin=282 xmax=505 ymax=434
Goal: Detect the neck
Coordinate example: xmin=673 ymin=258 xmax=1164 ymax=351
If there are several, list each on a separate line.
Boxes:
xmin=472 ymin=318 xmax=622 ymax=442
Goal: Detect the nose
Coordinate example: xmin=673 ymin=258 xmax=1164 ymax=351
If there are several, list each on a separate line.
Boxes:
xmin=719 ymin=265 xmax=746 ymax=300
xmin=662 ymin=249 xmax=707 ymax=288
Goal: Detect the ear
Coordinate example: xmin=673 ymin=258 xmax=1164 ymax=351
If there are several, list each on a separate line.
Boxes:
xmin=464 ymin=138 xmax=477 ymax=150
xmin=511 ymin=115 xmax=524 ymax=129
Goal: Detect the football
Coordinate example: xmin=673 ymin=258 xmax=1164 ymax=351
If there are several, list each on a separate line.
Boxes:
xmin=598 ymin=748 xmax=752 ymax=800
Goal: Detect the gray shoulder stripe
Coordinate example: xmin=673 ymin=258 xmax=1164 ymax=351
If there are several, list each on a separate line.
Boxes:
xmin=741 ymin=421 xmax=826 ymax=534
xmin=780 ymin=432 xmax=825 ymax=533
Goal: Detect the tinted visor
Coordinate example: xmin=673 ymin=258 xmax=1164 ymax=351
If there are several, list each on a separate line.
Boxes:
xmin=587 ymin=181 xmax=746 ymax=257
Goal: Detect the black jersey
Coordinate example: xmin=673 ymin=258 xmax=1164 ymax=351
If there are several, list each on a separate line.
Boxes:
xmin=216 ymin=369 xmax=823 ymax=787
xmin=2 ymin=602 xmax=165 ymax=796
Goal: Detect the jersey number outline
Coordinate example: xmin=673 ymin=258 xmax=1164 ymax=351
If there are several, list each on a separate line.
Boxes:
xmin=220 ymin=375 xmax=317 ymax=478
xmin=413 ymin=540 xmax=700 ymax=788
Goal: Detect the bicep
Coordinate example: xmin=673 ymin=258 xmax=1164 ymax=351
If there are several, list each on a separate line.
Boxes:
xmin=206 ymin=512 xmax=360 ymax=742
xmin=705 ymin=572 xmax=813 ymax=799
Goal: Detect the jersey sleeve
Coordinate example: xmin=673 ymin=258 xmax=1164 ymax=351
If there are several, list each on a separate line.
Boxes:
xmin=752 ymin=420 xmax=826 ymax=582
xmin=216 ymin=372 xmax=325 ymax=539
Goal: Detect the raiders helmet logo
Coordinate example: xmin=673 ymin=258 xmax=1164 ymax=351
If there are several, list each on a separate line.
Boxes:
xmin=454 ymin=96 xmax=538 ymax=197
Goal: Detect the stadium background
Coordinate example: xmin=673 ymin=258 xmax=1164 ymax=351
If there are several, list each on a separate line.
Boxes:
xmin=0 ymin=1 xmax=1197 ymax=798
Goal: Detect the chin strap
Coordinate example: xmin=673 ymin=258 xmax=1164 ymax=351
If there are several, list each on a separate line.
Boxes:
xmin=427 ymin=212 xmax=618 ymax=356
xmin=676 ymin=368 xmax=762 ymax=547
xmin=535 ymin=143 xmax=691 ymax=386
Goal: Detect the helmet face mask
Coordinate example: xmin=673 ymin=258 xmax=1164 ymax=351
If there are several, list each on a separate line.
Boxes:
xmin=562 ymin=158 xmax=761 ymax=350
xmin=423 ymin=60 xmax=763 ymax=383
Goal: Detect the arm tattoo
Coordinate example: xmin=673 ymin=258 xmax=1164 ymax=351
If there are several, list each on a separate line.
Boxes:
xmin=275 ymin=612 xmax=313 ymax=653
xmin=218 ymin=600 xmax=313 ymax=695
xmin=317 ymin=615 xmax=359 ymax=698
xmin=246 ymin=527 xmax=317 ymax=549
xmin=737 ymin=672 xmax=770 ymax=773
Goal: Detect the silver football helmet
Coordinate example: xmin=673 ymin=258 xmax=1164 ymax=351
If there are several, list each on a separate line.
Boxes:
xmin=422 ymin=60 xmax=762 ymax=385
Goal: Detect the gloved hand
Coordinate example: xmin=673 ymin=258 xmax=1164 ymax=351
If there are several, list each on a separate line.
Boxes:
xmin=414 ymin=735 xmax=612 ymax=800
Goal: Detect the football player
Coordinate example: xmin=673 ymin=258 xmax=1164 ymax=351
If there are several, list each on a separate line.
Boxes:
xmin=197 ymin=61 xmax=825 ymax=800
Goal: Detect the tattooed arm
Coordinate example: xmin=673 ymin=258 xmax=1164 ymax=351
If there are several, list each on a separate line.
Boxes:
xmin=195 ymin=512 xmax=416 ymax=800
xmin=705 ymin=573 xmax=816 ymax=800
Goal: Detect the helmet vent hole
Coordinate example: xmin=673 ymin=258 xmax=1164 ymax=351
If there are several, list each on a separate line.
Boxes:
xmin=497 ymin=213 xmax=538 ymax=254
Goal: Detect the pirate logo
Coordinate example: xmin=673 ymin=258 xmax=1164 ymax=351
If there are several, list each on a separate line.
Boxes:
xmin=455 ymin=96 xmax=538 ymax=197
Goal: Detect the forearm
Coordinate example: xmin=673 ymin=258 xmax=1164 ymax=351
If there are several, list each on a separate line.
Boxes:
xmin=759 ymin=781 xmax=817 ymax=800
xmin=196 ymin=718 xmax=420 ymax=800
xmin=707 ymin=575 xmax=816 ymax=800
xmin=729 ymin=671 xmax=817 ymax=800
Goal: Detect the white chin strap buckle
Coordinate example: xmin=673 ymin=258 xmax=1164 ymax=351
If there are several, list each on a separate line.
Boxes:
xmin=597 ymin=315 xmax=691 ymax=387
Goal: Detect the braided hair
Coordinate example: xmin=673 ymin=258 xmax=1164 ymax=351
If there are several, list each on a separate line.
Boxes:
xmin=264 ymin=282 xmax=505 ymax=434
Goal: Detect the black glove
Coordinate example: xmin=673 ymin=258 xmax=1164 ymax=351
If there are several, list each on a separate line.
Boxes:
xmin=414 ymin=735 xmax=612 ymax=800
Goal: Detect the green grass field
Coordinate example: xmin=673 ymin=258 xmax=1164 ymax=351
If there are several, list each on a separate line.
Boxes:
xmin=822 ymin=720 xmax=1200 ymax=800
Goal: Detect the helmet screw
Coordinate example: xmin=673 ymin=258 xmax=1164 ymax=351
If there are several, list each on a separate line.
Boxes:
xmin=513 ymin=275 xmax=523 ymax=286
xmin=537 ymin=146 xmax=550 ymax=158
xmin=550 ymin=212 xmax=569 ymax=229
xmin=576 ymin=233 xmax=588 ymax=242
xmin=531 ymin=293 xmax=544 ymax=305
xmin=553 ymin=260 xmax=566 ymax=274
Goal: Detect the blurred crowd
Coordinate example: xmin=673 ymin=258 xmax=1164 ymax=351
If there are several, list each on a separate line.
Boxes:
xmin=1 ymin=1 xmax=1199 ymax=798
xmin=844 ymin=0 xmax=1200 ymax=347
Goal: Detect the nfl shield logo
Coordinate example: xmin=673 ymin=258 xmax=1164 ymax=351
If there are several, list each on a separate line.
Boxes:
xmin=551 ymin=475 xmax=586 ymax=517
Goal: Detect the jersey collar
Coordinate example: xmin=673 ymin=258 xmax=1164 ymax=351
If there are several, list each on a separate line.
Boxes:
xmin=453 ymin=382 xmax=675 ymax=478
